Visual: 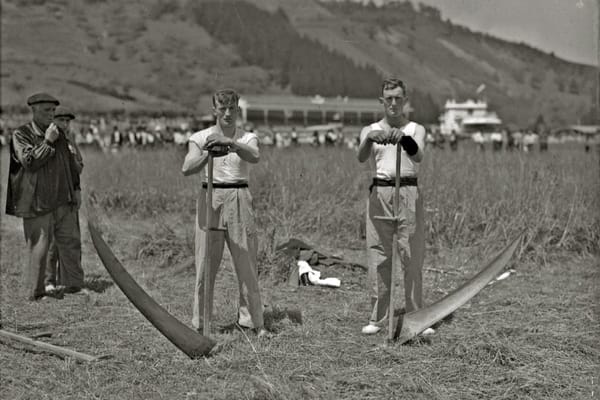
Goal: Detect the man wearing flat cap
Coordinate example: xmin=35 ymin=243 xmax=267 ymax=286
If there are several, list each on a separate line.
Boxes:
xmin=6 ymin=93 xmax=84 ymax=300
xmin=44 ymin=106 xmax=85 ymax=295
xmin=53 ymin=106 xmax=83 ymax=175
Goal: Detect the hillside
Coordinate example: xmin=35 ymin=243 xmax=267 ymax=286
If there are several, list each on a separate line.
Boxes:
xmin=0 ymin=0 xmax=596 ymax=126
xmin=299 ymin=1 xmax=597 ymax=127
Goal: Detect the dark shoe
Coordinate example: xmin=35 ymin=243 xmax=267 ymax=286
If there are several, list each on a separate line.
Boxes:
xmin=63 ymin=286 xmax=82 ymax=294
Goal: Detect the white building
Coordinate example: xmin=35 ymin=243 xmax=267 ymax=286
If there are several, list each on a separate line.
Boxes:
xmin=439 ymin=99 xmax=502 ymax=136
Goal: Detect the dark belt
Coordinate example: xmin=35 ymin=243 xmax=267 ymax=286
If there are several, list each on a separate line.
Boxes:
xmin=369 ymin=177 xmax=418 ymax=192
xmin=202 ymin=182 xmax=248 ymax=189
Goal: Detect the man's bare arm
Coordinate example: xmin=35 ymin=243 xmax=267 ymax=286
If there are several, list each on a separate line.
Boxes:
xmin=231 ymin=137 xmax=259 ymax=163
xmin=181 ymin=141 xmax=209 ymax=176
xmin=358 ymin=127 xmax=388 ymax=163
xmin=205 ymin=135 xmax=260 ymax=164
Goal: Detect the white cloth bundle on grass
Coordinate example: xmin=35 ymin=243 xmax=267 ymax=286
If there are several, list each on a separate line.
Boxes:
xmin=297 ymin=261 xmax=341 ymax=288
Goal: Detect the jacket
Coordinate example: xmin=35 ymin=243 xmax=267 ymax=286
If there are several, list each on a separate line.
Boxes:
xmin=6 ymin=122 xmax=80 ymax=217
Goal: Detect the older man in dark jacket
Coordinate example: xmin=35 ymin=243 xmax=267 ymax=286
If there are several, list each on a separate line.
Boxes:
xmin=6 ymin=93 xmax=82 ymax=300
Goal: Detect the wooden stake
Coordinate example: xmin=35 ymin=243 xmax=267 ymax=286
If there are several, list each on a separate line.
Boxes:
xmin=0 ymin=329 xmax=101 ymax=362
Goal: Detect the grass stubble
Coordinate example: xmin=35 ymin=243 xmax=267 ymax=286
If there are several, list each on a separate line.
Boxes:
xmin=0 ymin=143 xmax=598 ymax=399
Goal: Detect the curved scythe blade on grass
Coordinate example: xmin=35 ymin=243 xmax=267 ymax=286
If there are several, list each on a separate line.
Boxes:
xmin=395 ymin=231 xmax=525 ymax=344
xmin=87 ymin=217 xmax=216 ymax=359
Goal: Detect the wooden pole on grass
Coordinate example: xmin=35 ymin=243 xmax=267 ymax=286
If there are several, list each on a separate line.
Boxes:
xmin=0 ymin=329 xmax=101 ymax=362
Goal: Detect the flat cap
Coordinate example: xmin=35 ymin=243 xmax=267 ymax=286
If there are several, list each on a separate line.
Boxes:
xmin=54 ymin=106 xmax=75 ymax=120
xmin=27 ymin=92 xmax=60 ymax=106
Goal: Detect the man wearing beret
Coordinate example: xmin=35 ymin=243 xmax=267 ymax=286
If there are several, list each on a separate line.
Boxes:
xmin=6 ymin=93 xmax=83 ymax=300
xmin=45 ymin=106 xmax=85 ymax=295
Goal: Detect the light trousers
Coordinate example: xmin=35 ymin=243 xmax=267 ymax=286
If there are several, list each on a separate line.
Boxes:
xmin=366 ymin=185 xmax=425 ymax=325
xmin=192 ymin=187 xmax=264 ymax=330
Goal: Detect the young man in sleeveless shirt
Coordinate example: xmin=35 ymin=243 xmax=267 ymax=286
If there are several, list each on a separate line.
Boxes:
xmin=181 ymin=89 xmax=266 ymax=337
xmin=357 ymin=79 xmax=434 ymax=336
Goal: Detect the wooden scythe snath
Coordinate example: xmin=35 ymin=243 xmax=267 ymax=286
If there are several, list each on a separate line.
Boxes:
xmin=394 ymin=231 xmax=525 ymax=343
xmin=88 ymin=220 xmax=216 ymax=359
xmin=0 ymin=329 xmax=104 ymax=362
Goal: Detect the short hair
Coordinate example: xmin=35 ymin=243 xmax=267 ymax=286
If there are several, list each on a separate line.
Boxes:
xmin=212 ymin=88 xmax=239 ymax=107
xmin=381 ymin=78 xmax=407 ymax=96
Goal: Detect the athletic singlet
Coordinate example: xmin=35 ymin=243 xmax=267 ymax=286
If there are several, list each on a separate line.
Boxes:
xmin=360 ymin=120 xmax=424 ymax=179
xmin=188 ymin=126 xmax=258 ymax=184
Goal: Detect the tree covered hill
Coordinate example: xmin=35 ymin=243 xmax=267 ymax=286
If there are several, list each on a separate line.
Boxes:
xmin=0 ymin=0 xmax=596 ymax=126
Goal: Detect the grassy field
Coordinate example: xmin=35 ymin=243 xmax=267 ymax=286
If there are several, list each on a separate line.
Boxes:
xmin=1 ymin=143 xmax=598 ymax=399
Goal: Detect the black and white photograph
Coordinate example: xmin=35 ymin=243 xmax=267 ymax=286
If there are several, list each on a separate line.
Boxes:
xmin=0 ymin=0 xmax=598 ymax=398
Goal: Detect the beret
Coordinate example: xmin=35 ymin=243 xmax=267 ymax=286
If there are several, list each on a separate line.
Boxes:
xmin=27 ymin=93 xmax=60 ymax=106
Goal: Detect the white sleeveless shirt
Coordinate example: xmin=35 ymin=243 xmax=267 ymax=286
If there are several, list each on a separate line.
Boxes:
xmin=188 ymin=126 xmax=258 ymax=184
xmin=360 ymin=120 xmax=423 ymax=179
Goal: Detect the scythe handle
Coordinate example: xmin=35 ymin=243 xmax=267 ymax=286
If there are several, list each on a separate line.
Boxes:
xmin=203 ymin=155 xmax=214 ymax=337
xmin=388 ymin=144 xmax=402 ymax=342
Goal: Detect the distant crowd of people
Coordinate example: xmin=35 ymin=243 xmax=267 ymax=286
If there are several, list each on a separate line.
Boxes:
xmin=0 ymin=114 xmax=204 ymax=151
xmin=471 ymin=129 xmax=548 ymax=152
xmin=74 ymin=124 xmax=196 ymax=150
xmin=0 ymin=113 xmax=354 ymax=151
xmin=265 ymin=126 xmax=349 ymax=148
xmin=424 ymin=128 xmax=598 ymax=153
xmin=1 ymin=113 xmax=597 ymax=154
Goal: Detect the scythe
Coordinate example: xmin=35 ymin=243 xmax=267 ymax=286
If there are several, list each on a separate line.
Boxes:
xmin=88 ymin=220 xmax=216 ymax=358
xmin=394 ymin=231 xmax=524 ymax=343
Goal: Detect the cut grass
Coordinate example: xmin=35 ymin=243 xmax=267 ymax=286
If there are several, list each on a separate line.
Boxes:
xmin=1 ymin=145 xmax=598 ymax=399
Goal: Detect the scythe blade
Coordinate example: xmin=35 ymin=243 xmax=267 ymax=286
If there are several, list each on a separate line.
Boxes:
xmin=88 ymin=220 xmax=216 ymax=358
xmin=395 ymin=231 xmax=524 ymax=344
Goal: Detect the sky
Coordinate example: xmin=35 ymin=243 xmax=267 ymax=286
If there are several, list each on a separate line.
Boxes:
xmin=365 ymin=0 xmax=598 ymax=66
